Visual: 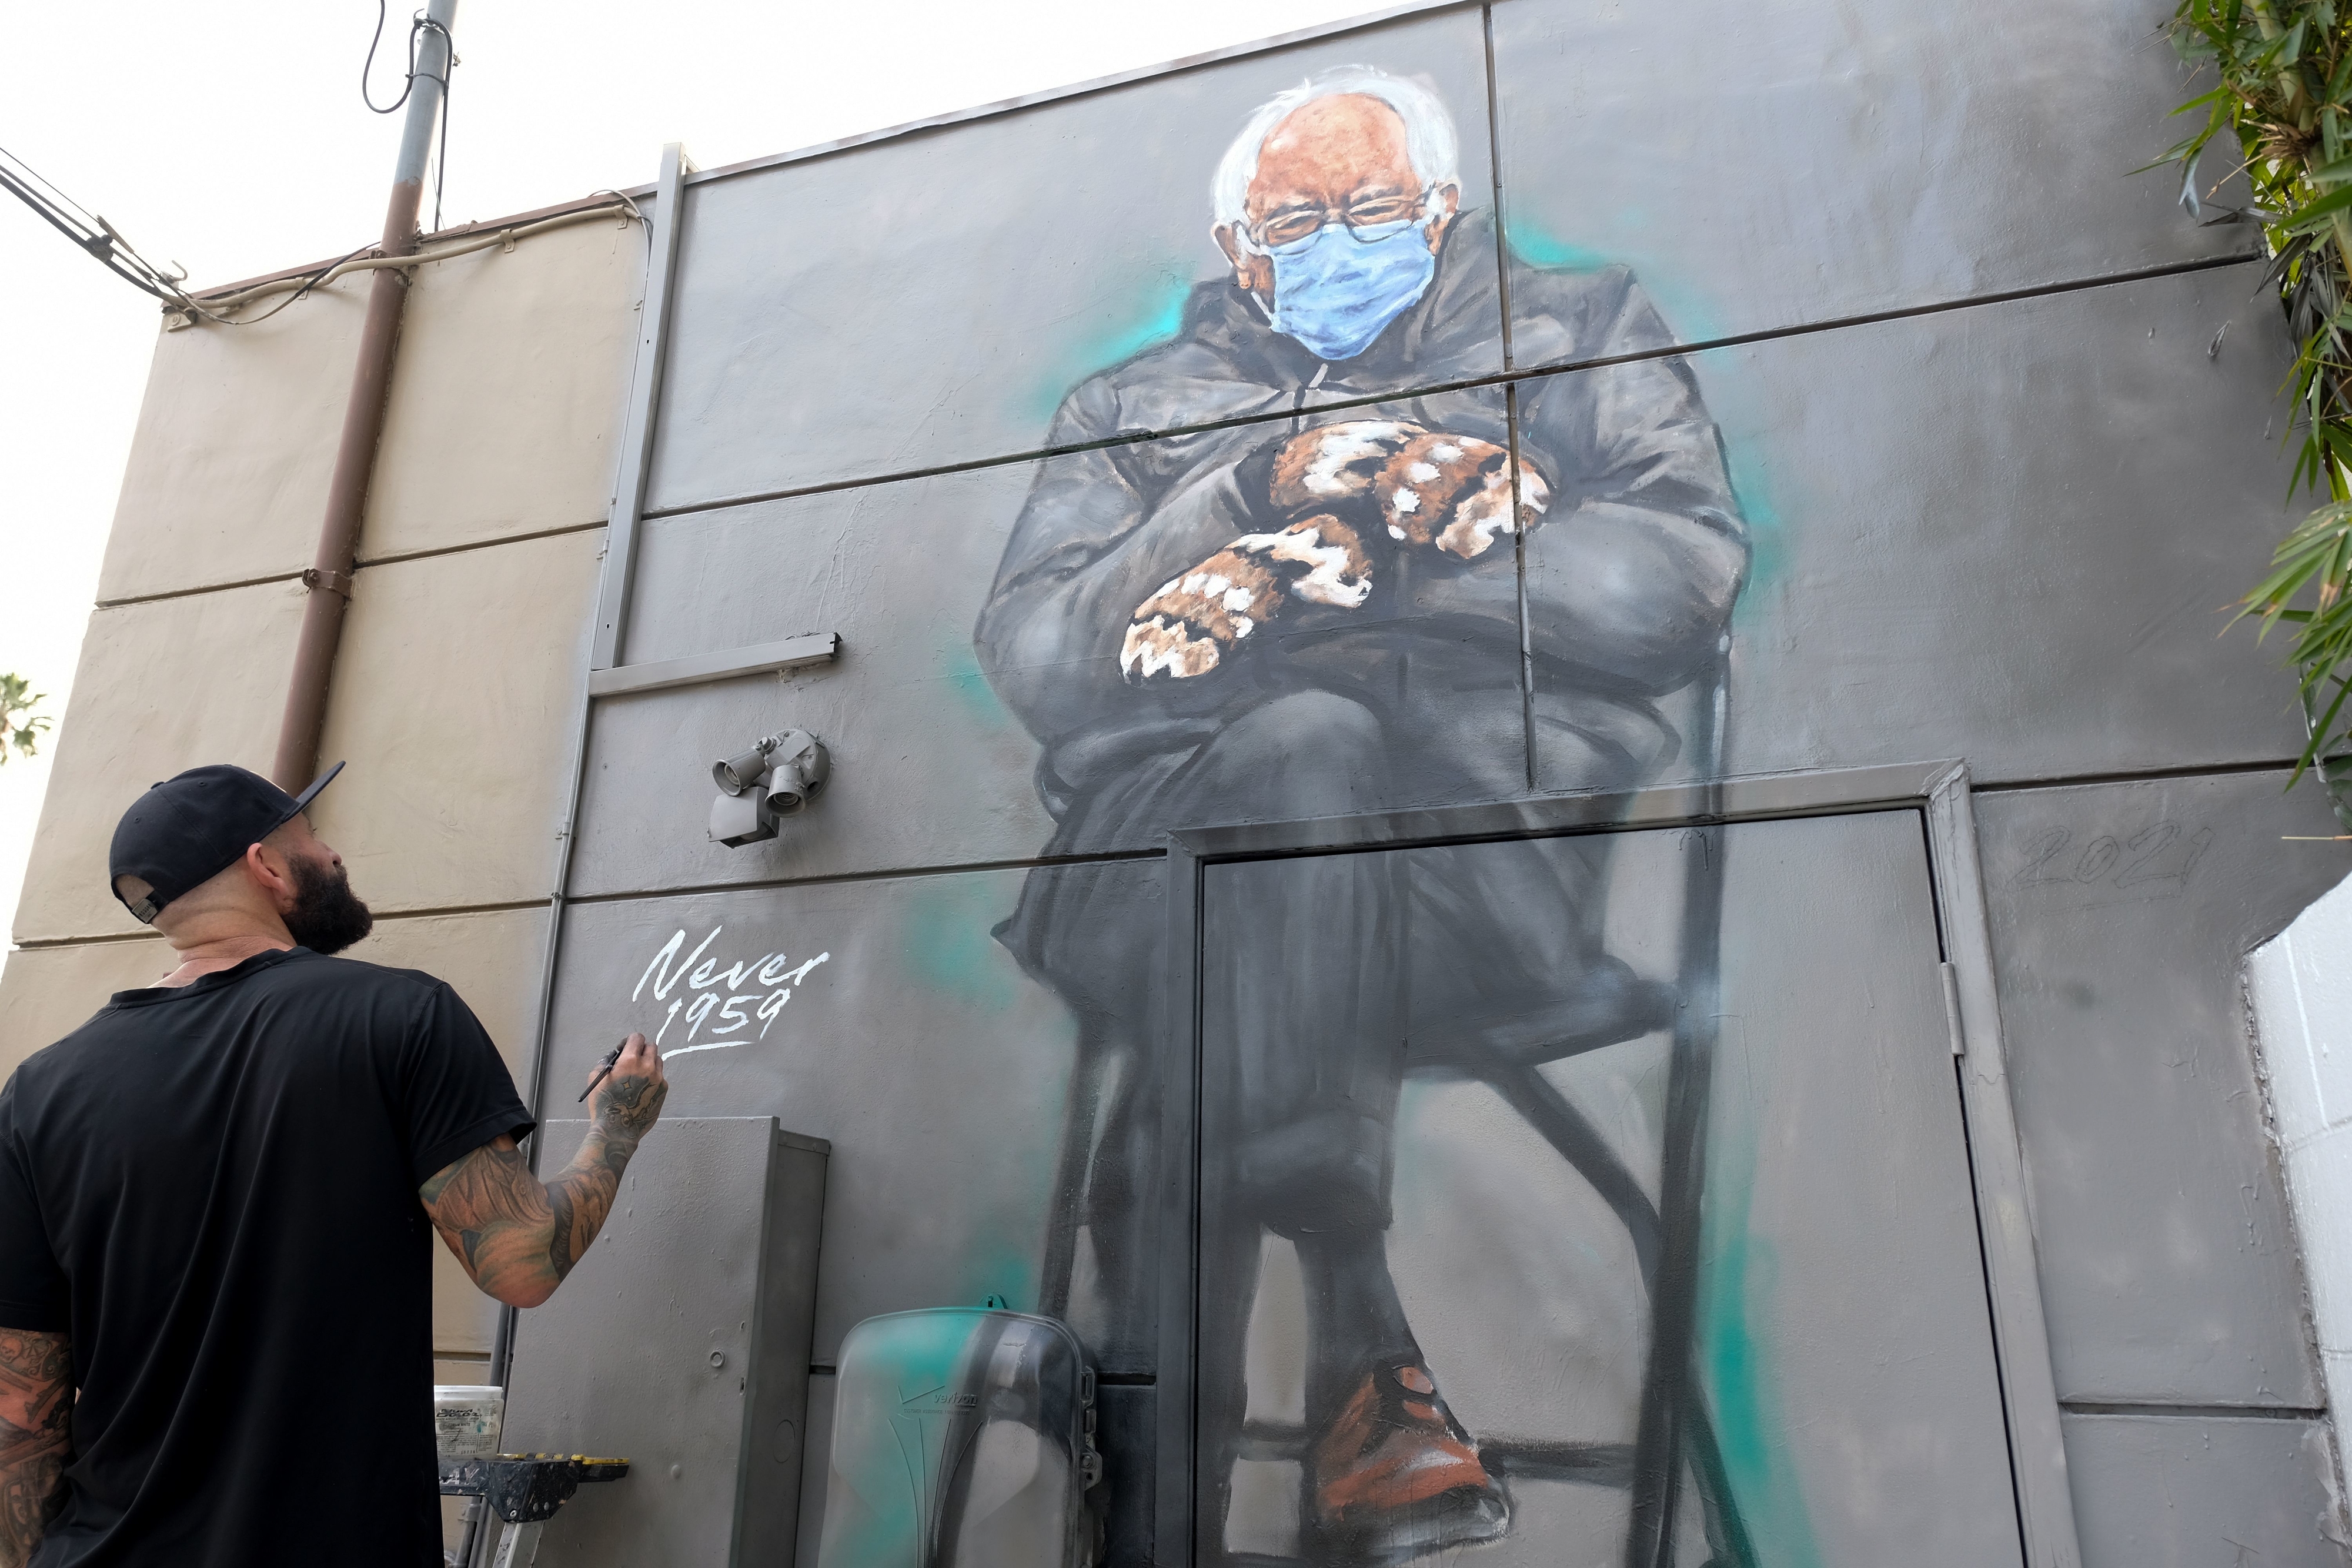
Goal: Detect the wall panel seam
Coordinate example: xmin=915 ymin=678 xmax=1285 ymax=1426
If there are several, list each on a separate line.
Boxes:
xmin=2059 ymin=1400 xmax=2327 ymax=1420
xmin=640 ymin=250 xmax=2264 ymax=524
xmin=94 ymin=517 xmax=616 ymax=611
xmin=11 ymin=897 xmax=554 ymax=951
xmin=92 ymin=571 xmax=306 ymax=610
xmin=6 ymin=932 xmax=166 ymax=951
xmin=352 ymin=516 xmax=608 ymax=570
xmin=4 ymin=750 xmax=2275 ymax=950
xmin=89 ymin=519 xmax=613 ymax=610
xmin=1973 ymin=758 xmax=2303 ymax=792
xmin=549 ymin=756 xmax=2330 ymax=911
xmin=560 ymin=848 xmax=1169 ymax=910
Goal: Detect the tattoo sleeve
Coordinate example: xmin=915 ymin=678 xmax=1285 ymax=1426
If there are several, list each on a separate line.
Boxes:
xmin=0 ymin=1329 xmax=69 ymax=1568
xmin=419 ymin=1071 xmax=666 ymax=1309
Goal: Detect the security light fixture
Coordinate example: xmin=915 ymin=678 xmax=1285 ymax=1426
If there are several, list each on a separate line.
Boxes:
xmin=708 ymin=730 xmax=830 ymax=847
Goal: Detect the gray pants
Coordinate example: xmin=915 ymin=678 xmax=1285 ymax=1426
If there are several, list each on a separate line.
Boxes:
xmin=1007 ymin=690 xmax=1619 ymax=1231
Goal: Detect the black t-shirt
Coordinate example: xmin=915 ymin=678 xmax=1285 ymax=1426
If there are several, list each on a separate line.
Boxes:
xmin=0 ymin=947 xmax=533 ymax=1567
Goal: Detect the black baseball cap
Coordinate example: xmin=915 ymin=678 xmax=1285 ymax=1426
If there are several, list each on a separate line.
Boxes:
xmin=108 ymin=762 xmax=345 ymax=924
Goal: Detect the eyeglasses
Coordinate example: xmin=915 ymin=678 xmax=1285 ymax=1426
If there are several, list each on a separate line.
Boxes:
xmin=1246 ymin=186 xmax=1436 ymax=251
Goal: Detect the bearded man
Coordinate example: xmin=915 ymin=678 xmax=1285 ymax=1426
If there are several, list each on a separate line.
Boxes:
xmin=0 ymin=764 xmax=667 ymax=1566
xmin=977 ymin=66 xmax=1746 ymax=1563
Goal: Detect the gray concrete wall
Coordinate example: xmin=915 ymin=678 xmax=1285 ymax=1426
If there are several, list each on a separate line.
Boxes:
xmin=10 ymin=1 xmax=2351 ymax=1564
xmin=551 ymin=1 xmax=2352 ymax=1562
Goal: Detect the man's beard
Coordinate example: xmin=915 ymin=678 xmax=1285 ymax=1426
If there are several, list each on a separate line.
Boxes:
xmin=285 ymin=854 xmax=374 ymax=955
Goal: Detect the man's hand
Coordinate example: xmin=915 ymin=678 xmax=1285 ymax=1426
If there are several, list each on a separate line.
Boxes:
xmin=586 ymin=1034 xmax=667 ymax=1145
xmin=0 ymin=1328 xmax=69 ymax=1568
xmin=1121 ymin=516 xmax=1374 ymax=683
xmin=419 ymin=1034 xmax=667 ymax=1309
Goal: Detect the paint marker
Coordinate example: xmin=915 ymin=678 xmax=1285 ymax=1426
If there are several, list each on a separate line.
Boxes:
xmin=576 ymin=1040 xmax=628 ymax=1104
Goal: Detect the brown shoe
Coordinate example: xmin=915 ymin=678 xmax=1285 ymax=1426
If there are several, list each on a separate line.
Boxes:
xmin=1307 ymin=1360 xmax=1509 ymax=1564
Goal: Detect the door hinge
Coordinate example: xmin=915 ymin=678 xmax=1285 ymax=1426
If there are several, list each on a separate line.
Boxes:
xmin=1940 ymin=961 xmax=1966 ymax=1058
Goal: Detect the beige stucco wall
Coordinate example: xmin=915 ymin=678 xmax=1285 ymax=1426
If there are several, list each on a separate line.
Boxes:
xmin=368 ymin=218 xmax=640 ymax=559
xmin=308 ymin=529 xmax=604 ymax=915
xmin=94 ymin=279 xmax=370 ymax=604
xmin=0 ymin=208 xmax=642 ymax=1425
xmin=14 ymin=581 xmax=310 ymax=944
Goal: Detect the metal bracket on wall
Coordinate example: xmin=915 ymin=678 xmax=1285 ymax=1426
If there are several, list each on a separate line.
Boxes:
xmin=1921 ymin=762 xmax=2084 ymax=1568
xmin=585 ymin=631 xmax=838 ymax=699
xmin=480 ymin=146 xmax=697 ymax=1564
xmin=590 ymin=142 xmax=697 ymax=673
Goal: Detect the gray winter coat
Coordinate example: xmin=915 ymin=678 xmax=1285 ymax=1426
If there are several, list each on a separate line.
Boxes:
xmin=974 ymin=211 xmax=1746 ymax=1012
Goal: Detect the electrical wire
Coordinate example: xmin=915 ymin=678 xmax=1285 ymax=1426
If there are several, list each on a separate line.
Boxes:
xmin=361 ymin=2 xmax=458 ymax=233
xmin=432 ymin=48 xmax=455 ymax=235
xmin=0 ymin=140 xmax=636 ymax=330
xmin=0 ymin=3 xmax=493 ymax=327
xmin=0 ymin=144 xmax=191 ymax=306
xmin=0 ymin=141 xmax=398 ymax=328
xmin=360 ymin=2 xmax=447 ymax=116
xmin=193 ymin=196 xmax=643 ymax=314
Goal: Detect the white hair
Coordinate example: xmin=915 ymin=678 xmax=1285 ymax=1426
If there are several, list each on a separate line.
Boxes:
xmin=1211 ymin=66 xmax=1460 ymax=251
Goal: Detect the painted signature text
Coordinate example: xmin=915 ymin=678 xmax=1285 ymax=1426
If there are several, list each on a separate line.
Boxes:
xmin=632 ymin=925 xmax=831 ymax=1061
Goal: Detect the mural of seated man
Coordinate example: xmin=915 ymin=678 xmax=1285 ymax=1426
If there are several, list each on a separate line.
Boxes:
xmin=976 ymin=65 xmax=1748 ymax=1564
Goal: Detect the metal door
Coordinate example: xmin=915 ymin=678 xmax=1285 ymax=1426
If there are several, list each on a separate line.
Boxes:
xmin=1186 ymin=808 xmax=2023 ymax=1568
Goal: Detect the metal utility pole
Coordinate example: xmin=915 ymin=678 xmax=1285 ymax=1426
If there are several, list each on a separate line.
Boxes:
xmin=272 ymin=0 xmax=458 ymax=790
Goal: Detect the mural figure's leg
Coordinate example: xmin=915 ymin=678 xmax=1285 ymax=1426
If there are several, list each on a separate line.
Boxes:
xmin=1081 ymin=1044 xmax=1154 ymax=1350
xmin=1197 ymin=1209 xmax=1262 ymax=1564
xmin=1293 ymin=1231 xmax=1416 ymax=1423
xmin=1038 ymin=1026 xmax=1155 ymax=1359
xmin=1190 ymin=693 xmax=1509 ymax=1565
xmin=1038 ymin=1022 xmax=1110 ymax=1321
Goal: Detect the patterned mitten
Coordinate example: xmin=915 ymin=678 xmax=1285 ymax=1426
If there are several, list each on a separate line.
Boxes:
xmin=1371 ymin=432 xmax=1552 ymax=561
xmin=1120 ymin=514 xmax=1375 ymax=683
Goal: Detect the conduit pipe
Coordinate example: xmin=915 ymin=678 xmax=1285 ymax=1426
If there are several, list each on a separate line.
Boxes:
xmin=270 ymin=0 xmax=459 ymax=790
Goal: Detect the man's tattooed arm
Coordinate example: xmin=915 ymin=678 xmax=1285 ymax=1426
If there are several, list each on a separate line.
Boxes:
xmin=0 ymin=1329 xmax=69 ymax=1568
xmin=419 ymin=1033 xmax=667 ymax=1309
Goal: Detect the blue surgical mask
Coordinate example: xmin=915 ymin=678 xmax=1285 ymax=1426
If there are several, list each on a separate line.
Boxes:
xmin=1265 ymin=218 xmax=1436 ymax=361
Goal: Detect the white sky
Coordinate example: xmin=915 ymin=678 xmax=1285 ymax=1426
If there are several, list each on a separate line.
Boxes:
xmin=0 ymin=0 xmax=1382 ymax=947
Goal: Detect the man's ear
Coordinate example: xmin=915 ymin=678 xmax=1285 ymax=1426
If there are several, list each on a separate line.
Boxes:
xmin=243 ymin=840 xmax=299 ymax=915
xmin=1425 ymin=185 xmax=1462 ymax=255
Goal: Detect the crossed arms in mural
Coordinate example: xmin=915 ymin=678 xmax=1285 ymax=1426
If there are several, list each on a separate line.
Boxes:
xmin=419 ymin=1034 xmax=669 ymax=1309
xmin=977 ymin=270 xmax=1746 ymax=754
xmin=1121 ymin=421 xmax=1549 ymax=681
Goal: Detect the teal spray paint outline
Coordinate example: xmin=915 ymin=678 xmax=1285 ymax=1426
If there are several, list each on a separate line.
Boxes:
xmin=1024 ymin=267 xmax=1198 ymax=424
xmin=1698 ymin=1061 xmax=1823 ymax=1568
xmin=897 ymin=880 xmax=1069 ymax=1312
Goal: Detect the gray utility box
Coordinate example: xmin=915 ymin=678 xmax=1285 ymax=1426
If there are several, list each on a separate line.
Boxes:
xmin=502 ymin=1116 xmax=828 ymax=1566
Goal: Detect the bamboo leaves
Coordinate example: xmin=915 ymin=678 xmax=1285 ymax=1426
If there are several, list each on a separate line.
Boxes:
xmin=2160 ymin=0 xmax=2352 ymax=825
